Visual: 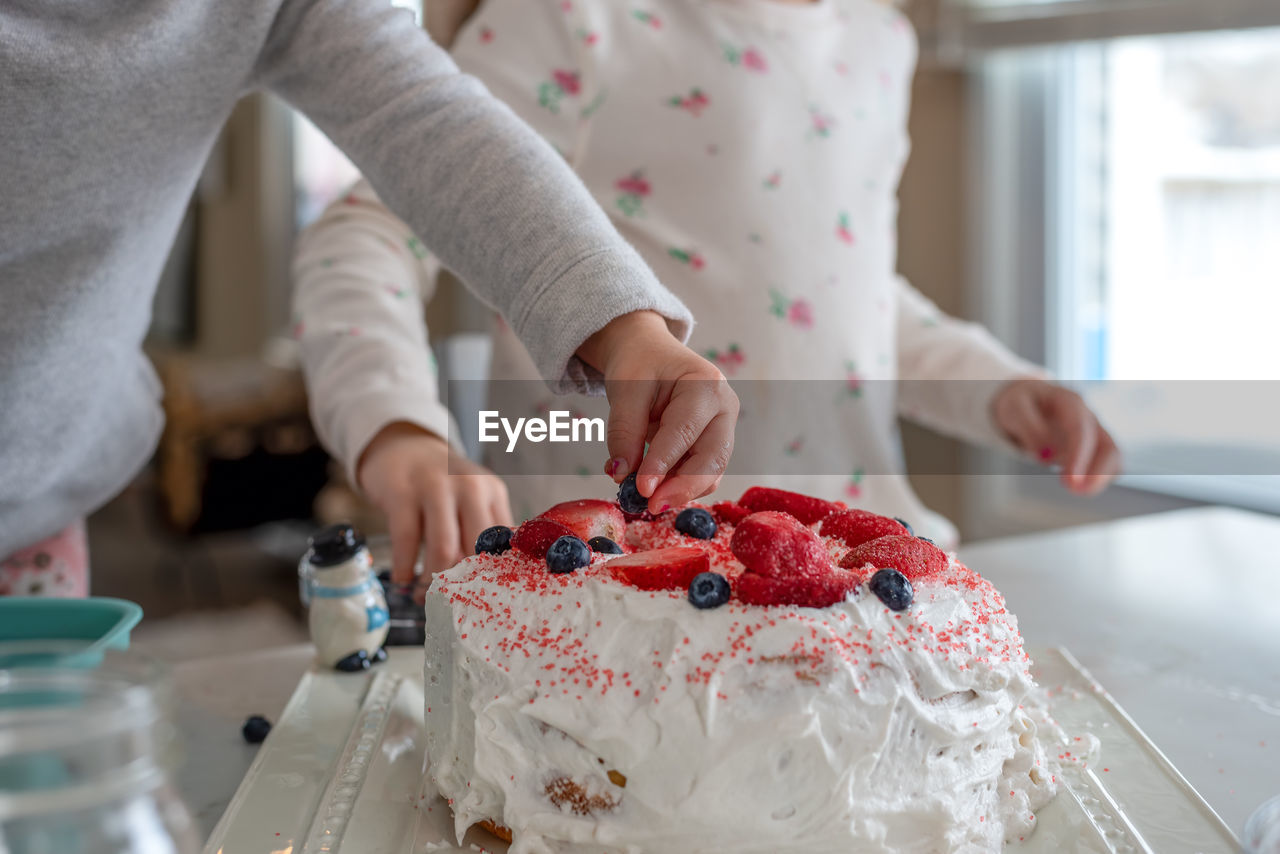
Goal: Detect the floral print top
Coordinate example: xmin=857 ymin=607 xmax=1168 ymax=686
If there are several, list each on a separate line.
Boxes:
xmin=292 ymin=0 xmax=1039 ymax=543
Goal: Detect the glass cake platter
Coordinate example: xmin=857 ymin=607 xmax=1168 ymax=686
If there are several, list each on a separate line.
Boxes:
xmin=201 ymin=647 xmax=1239 ymax=853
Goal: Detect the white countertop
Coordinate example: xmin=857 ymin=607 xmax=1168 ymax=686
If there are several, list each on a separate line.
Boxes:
xmin=172 ymin=506 xmax=1280 ymax=844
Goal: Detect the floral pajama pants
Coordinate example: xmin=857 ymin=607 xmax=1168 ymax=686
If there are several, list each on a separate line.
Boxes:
xmin=0 ymin=521 xmax=89 ymax=597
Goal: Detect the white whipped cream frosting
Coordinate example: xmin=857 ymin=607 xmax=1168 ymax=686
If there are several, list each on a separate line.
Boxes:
xmin=424 ymin=522 xmax=1058 ymax=853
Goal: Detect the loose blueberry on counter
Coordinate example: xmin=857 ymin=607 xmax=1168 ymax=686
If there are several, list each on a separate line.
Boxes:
xmin=893 ymin=517 xmax=914 ymax=537
xmin=546 ymin=535 xmax=591 ymax=574
xmin=688 ymin=572 xmax=732 ymax=609
xmin=674 ymin=507 xmax=717 ymax=540
xmin=617 ymin=472 xmax=649 ymax=515
xmin=242 ymin=715 xmax=272 ymax=744
xmin=588 ymin=536 xmax=624 ymax=554
xmin=868 ymin=568 xmax=913 ymax=612
xmin=475 ymin=525 xmax=514 ymax=555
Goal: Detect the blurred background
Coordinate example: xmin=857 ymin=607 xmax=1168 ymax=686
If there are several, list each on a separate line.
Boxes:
xmin=90 ymin=0 xmax=1280 ymax=652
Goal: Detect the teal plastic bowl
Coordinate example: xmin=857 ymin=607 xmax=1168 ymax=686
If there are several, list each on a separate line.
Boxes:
xmin=0 ymin=598 xmax=143 ymax=668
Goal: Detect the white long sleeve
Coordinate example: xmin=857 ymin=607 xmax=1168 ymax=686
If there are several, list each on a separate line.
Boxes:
xmin=894 ymin=275 xmax=1044 ymax=448
xmin=293 ymin=180 xmax=457 ymax=483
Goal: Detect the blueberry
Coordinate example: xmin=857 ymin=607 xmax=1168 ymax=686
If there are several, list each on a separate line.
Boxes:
xmin=335 ymin=649 xmax=371 ymax=672
xmin=869 ymin=568 xmax=913 ymax=612
xmin=242 ymin=714 xmax=272 ymax=744
xmin=617 ymin=472 xmax=648 ymax=515
xmin=674 ymin=507 xmax=717 ymax=540
xmin=588 ymin=536 xmax=623 ymax=554
xmin=893 ymin=517 xmax=914 ymax=536
xmin=688 ymin=572 xmax=731 ymax=609
xmin=546 ymin=535 xmax=591 ymax=574
xmin=475 ymin=525 xmax=513 ymax=555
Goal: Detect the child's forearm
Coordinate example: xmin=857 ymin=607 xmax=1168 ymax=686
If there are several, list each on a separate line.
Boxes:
xmin=292 ymin=179 xmax=457 ymax=483
xmin=893 ymin=275 xmax=1046 ymax=448
xmin=261 ymin=0 xmax=690 ymax=391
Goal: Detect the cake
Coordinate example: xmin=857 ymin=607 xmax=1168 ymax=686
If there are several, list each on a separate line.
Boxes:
xmin=424 ymin=485 xmax=1061 ymax=853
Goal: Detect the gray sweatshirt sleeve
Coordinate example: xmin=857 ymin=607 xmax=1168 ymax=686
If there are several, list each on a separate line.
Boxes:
xmin=254 ymin=0 xmax=692 ymax=392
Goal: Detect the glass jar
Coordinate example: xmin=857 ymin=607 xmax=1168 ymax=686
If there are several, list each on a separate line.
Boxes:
xmin=0 ymin=646 xmax=198 ymax=854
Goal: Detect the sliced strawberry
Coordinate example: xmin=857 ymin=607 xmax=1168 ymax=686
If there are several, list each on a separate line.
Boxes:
xmin=540 ymin=499 xmax=626 ymax=542
xmin=735 ymin=567 xmax=862 ymax=608
xmin=729 ymin=511 xmax=833 ymax=579
xmin=839 ymin=534 xmax=947 ymax=580
xmin=739 ymin=487 xmax=838 ymax=525
xmin=711 ymin=501 xmax=752 ymax=526
xmin=820 ymin=509 xmax=908 ymax=549
xmin=511 ymin=518 xmax=576 ymax=559
xmin=607 ymin=546 xmax=709 ymax=591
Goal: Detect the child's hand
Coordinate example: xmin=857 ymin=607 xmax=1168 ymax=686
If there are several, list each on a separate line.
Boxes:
xmin=578 ymin=311 xmax=739 ymax=513
xmin=357 ymin=422 xmax=512 ymax=584
xmin=991 ymin=378 xmax=1122 ymax=494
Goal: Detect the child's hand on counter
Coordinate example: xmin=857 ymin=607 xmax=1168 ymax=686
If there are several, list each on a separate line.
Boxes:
xmin=357 ymin=422 xmax=512 ymax=584
xmin=577 ymin=311 xmax=740 ymax=513
xmin=991 ymin=378 xmax=1122 ymax=494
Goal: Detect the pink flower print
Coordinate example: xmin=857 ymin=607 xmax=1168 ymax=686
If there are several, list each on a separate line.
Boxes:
xmin=560 ymin=0 xmax=572 ymax=10
xmin=290 ymin=315 xmax=305 ymax=339
xmin=554 ymin=70 xmax=581 ymax=95
xmin=538 ymin=69 xmax=581 ymax=113
xmin=383 ymin=284 xmax=410 ymax=299
xmin=836 ymin=211 xmax=855 ymax=245
xmin=835 ymin=61 xmax=849 ymax=76
xmin=769 ymin=289 xmax=813 ymax=329
xmin=742 ymin=48 xmax=768 ymax=72
xmin=479 ymin=26 xmax=494 ymax=44
xmin=788 ymin=300 xmax=813 ymax=329
xmin=668 ymin=247 xmax=706 ymax=270
xmin=723 ymin=42 xmax=768 ymax=73
xmin=704 ymin=343 xmax=745 ymax=375
xmin=786 ymin=436 xmax=805 ymax=456
xmin=631 ymin=10 xmax=662 ymax=28
xmin=845 ymin=469 xmax=865 ymax=499
xmin=808 ymin=106 xmax=835 ymax=139
xmin=844 ymin=360 xmax=864 ymax=398
xmin=763 ymin=171 xmax=781 ymax=189
xmin=576 ymin=27 xmax=599 ymax=46
xmin=668 ymin=88 xmax=709 ymax=117
xmin=615 ymin=170 xmax=651 ymax=217
xmin=878 ymin=70 xmax=892 ymax=90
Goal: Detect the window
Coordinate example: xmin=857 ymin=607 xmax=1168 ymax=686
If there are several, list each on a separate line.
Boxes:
xmin=963 ymin=14 xmax=1280 ymax=528
xmin=1064 ymin=28 xmax=1280 ymax=382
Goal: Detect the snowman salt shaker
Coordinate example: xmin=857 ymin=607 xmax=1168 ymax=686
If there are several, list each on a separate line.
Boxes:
xmin=301 ymin=524 xmax=389 ymax=672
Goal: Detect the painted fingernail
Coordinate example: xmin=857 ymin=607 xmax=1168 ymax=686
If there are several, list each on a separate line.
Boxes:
xmin=605 ymin=457 xmax=628 ymax=478
xmin=658 ymin=504 xmax=671 ymax=514
xmin=1038 ymin=447 xmax=1054 ymax=461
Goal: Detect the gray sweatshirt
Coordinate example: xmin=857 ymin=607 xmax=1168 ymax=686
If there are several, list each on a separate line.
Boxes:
xmin=0 ymin=0 xmax=691 ymax=556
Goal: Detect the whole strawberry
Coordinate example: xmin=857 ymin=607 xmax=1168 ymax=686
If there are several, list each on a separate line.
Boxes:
xmin=729 ymin=511 xmax=832 ymax=579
